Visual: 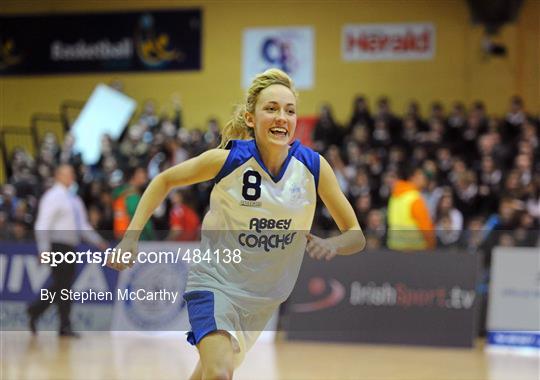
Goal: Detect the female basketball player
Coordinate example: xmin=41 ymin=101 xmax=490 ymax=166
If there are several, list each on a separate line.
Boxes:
xmin=110 ymin=68 xmax=366 ymax=380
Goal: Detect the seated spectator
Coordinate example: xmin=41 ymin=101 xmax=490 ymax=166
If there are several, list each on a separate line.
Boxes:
xmin=325 ymin=145 xmax=349 ymax=193
xmin=349 ymin=168 xmax=371 ymax=200
xmin=452 ymin=170 xmax=479 ymax=221
xmin=372 ymin=118 xmax=391 ymax=149
xmin=167 ymin=190 xmax=201 ymax=241
xmin=364 ymin=209 xmax=386 ymax=249
xmin=347 ymin=95 xmax=373 ymax=134
xmin=513 ymin=211 xmax=538 ymax=247
xmin=354 ymin=193 xmax=372 ymax=229
xmin=374 ymin=96 xmax=401 ymax=140
xmin=504 ymin=95 xmax=527 ymax=129
xmin=459 ymin=216 xmax=485 ymax=253
xmin=435 ymin=189 xmax=463 ymax=247
xmin=313 ymin=104 xmax=342 ymax=152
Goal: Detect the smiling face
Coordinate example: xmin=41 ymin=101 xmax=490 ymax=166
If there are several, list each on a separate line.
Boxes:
xmin=245 ymin=84 xmax=297 ymax=148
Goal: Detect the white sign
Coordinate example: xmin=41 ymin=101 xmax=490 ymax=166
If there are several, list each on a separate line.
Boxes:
xmin=243 ymin=27 xmax=314 ymax=89
xmin=487 ymin=247 xmax=540 ymax=350
xmin=342 ymin=23 xmax=435 ymax=61
xmin=72 ymin=84 xmax=136 ymax=165
xmin=111 ymin=242 xmax=193 ymax=332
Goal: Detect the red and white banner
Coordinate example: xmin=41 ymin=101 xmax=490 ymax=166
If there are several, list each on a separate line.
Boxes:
xmin=342 ymin=23 xmax=435 ymax=61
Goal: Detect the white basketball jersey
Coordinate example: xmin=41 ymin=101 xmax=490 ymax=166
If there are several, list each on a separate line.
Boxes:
xmin=186 ymin=139 xmax=320 ymax=307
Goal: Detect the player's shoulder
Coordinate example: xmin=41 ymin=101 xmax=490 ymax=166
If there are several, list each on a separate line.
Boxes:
xmin=214 ymin=139 xmax=256 ymax=182
xmin=199 ymin=147 xmax=230 ymax=163
xmin=290 ymin=141 xmax=321 ymax=185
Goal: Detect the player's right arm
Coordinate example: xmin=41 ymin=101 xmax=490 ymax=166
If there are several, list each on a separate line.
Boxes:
xmin=108 ymin=149 xmax=229 ymax=270
xmin=128 ymin=149 xmax=228 ymax=234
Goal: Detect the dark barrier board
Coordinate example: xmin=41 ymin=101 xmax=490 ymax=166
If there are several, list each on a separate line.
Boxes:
xmin=284 ymin=249 xmax=479 ymax=347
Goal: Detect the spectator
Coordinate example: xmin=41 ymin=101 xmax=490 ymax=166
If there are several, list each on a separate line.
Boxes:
xmin=434 ymin=189 xmax=463 ymax=246
xmin=313 ymin=104 xmax=342 ymax=152
xmin=112 ymin=165 xmax=155 ymax=241
xmin=364 ymin=209 xmax=386 ymax=249
xmin=460 ymin=216 xmax=485 ymax=253
xmin=452 ymin=170 xmax=479 ymax=221
xmin=375 ymin=96 xmax=401 ymax=140
xmin=166 ymin=190 xmax=201 ymax=241
xmin=325 ymin=145 xmax=349 ymax=193
xmin=504 ymin=95 xmax=527 ymax=130
xmin=387 ymin=164 xmax=435 ymax=251
xmin=354 ymin=193 xmax=372 ymax=228
xmin=347 ymin=95 xmax=373 ymax=133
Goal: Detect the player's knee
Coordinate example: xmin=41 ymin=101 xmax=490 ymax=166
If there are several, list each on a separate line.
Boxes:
xmin=202 ymin=364 xmax=232 ymax=380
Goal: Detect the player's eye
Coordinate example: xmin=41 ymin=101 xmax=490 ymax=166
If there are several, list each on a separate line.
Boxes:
xmin=288 ymin=109 xmax=296 ymax=115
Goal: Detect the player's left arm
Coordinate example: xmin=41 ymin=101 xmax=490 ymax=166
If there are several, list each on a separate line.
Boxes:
xmin=307 ymin=156 xmax=366 ymax=260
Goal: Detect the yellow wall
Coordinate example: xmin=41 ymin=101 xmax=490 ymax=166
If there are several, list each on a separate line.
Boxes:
xmin=0 ymin=0 xmax=538 ymax=130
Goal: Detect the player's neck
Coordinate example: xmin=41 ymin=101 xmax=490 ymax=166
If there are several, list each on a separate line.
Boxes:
xmin=257 ymin=143 xmax=289 ymax=177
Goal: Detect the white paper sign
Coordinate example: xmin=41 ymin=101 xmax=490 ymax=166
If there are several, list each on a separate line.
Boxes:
xmin=72 ymin=84 xmax=136 ymax=165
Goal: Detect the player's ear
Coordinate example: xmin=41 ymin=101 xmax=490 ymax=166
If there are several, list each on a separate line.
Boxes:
xmin=244 ymin=111 xmax=255 ymax=129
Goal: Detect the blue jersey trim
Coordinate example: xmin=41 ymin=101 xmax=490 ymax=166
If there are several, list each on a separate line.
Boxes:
xmin=248 ymin=139 xmax=302 ymax=183
xmin=292 ymin=144 xmax=320 ymax=189
xmin=214 ymin=139 xmax=319 ymax=186
xmin=214 ymin=140 xmax=254 ymax=183
xmin=184 ymin=290 xmax=217 ymax=345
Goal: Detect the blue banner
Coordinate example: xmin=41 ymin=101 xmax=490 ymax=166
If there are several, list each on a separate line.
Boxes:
xmin=1 ymin=241 xmax=119 ymax=331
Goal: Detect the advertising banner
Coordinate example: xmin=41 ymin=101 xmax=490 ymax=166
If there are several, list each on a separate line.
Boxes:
xmin=487 ymin=247 xmax=540 ymax=350
xmin=0 ymin=241 xmax=118 ymax=331
xmin=243 ymin=27 xmax=314 ymax=89
xmin=111 ymin=242 xmax=191 ymax=332
xmin=0 ymin=9 xmax=202 ymax=75
xmin=342 ymin=23 xmax=435 ymax=61
xmin=284 ymin=249 xmax=478 ymax=347
xmin=0 ymin=241 xmax=191 ymax=332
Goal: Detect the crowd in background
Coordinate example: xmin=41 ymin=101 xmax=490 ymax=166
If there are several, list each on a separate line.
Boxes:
xmin=1 ymin=93 xmax=539 ymax=255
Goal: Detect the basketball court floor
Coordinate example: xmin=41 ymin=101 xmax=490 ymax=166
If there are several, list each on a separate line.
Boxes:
xmin=2 ymin=332 xmax=538 ymax=380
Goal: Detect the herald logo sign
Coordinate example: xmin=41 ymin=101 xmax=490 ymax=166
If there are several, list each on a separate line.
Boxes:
xmin=342 ymin=23 xmax=436 ymax=61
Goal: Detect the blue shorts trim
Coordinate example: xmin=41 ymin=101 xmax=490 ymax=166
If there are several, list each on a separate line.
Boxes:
xmin=183 ymin=290 xmax=217 ymax=345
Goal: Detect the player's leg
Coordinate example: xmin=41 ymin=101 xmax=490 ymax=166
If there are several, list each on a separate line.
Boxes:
xmin=197 ymin=330 xmax=235 ymax=380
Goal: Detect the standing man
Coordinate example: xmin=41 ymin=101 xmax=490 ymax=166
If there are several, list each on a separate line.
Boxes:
xmin=28 ymin=164 xmax=108 ymax=337
xmin=387 ymin=164 xmax=436 ymax=251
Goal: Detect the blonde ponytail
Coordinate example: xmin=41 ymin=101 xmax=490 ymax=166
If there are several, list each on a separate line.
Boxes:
xmin=218 ymin=68 xmax=296 ymax=149
xmin=218 ymin=104 xmax=254 ymax=149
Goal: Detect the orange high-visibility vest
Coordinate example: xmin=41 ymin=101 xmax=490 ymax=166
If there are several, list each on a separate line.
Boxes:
xmin=113 ymin=188 xmax=136 ymax=239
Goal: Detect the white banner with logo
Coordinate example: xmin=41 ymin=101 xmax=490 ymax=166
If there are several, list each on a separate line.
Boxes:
xmin=342 ymin=23 xmax=435 ymax=61
xmin=487 ymin=247 xmax=540 ymax=351
xmin=111 ymin=242 xmax=193 ymax=333
xmin=242 ymin=27 xmax=314 ymax=89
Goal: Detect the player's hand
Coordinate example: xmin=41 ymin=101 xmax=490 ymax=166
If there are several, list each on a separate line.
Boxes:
xmin=306 ymin=233 xmax=338 ymax=261
xmin=107 ymin=237 xmax=139 ymax=271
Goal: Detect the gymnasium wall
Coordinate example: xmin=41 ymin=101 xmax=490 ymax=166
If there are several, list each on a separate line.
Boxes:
xmin=0 ymin=0 xmax=538 ymax=130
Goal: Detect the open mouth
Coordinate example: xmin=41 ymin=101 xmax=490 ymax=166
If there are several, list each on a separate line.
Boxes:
xmin=269 ymin=127 xmax=288 ymax=137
